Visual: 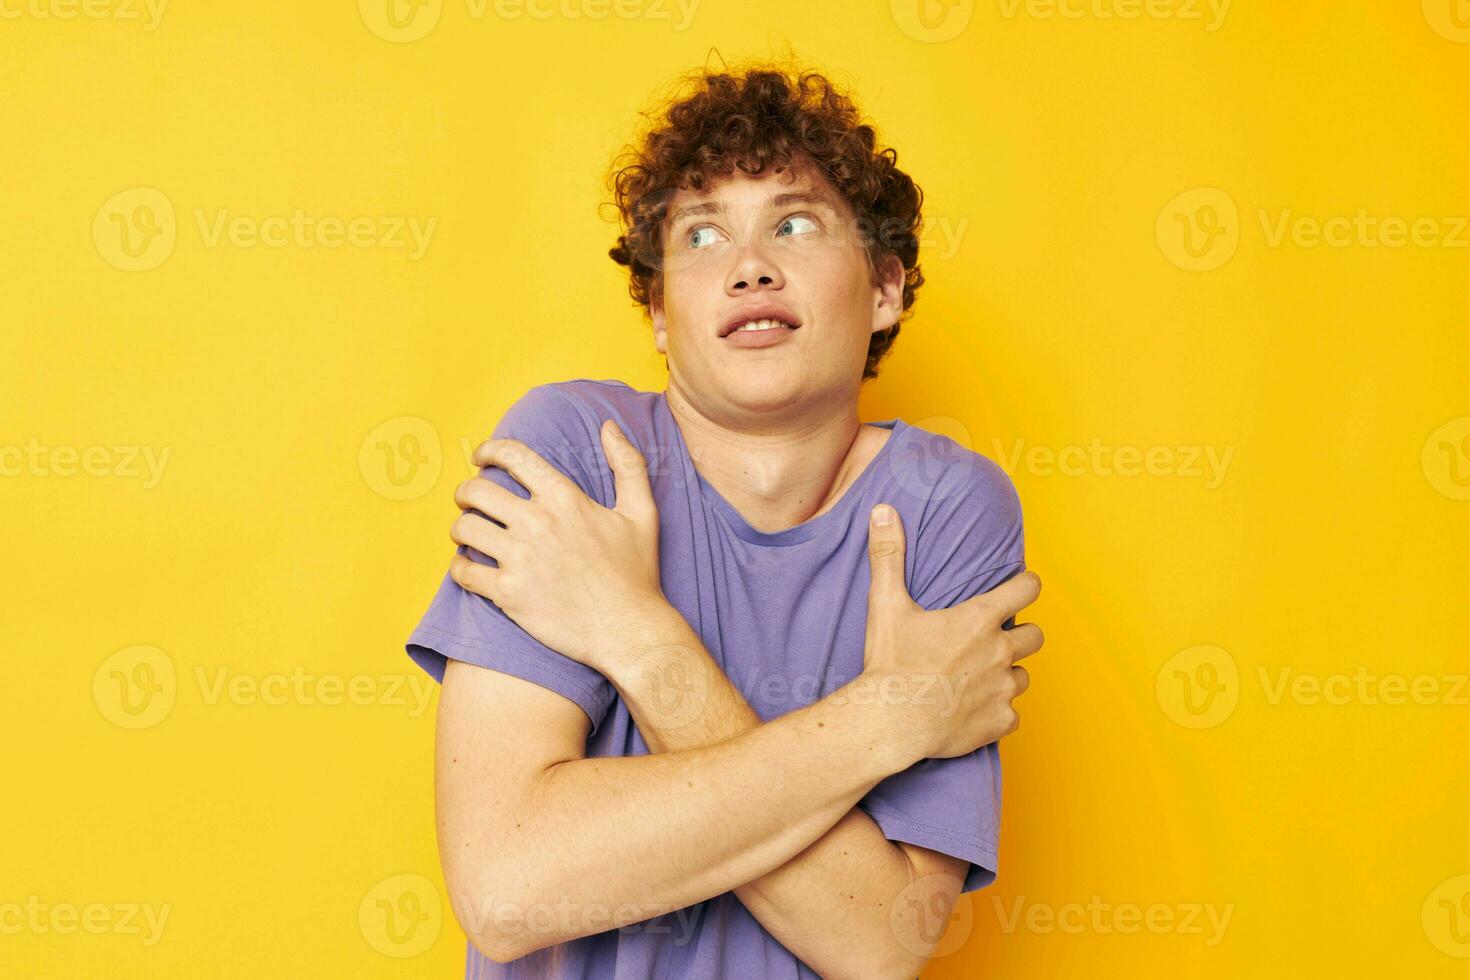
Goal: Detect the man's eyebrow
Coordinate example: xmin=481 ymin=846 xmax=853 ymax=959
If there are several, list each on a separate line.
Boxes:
xmin=666 ymin=190 xmax=842 ymax=227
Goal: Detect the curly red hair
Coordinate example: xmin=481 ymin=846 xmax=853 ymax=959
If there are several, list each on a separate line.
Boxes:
xmin=605 ymin=62 xmax=925 ymax=381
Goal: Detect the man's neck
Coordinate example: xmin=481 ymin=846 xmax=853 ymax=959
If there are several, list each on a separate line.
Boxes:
xmin=663 ymin=381 xmax=891 ymax=535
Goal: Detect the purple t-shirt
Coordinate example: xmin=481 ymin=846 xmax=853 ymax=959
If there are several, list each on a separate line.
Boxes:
xmin=405 ymin=378 xmax=1026 ymax=979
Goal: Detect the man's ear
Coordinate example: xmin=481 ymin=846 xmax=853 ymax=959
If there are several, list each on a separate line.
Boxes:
xmin=651 ymin=296 xmax=667 ymax=354
xmin=870 ymin=253 xmax=905 ymax=335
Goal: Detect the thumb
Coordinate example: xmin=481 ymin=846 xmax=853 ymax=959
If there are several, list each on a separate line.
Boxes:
xmin=601 ymin=419 xmax=656 ymax=517
xmin=866 ymin=503 xmax=909 ymax=601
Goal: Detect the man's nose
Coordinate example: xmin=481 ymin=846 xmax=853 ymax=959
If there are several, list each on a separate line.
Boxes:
xmin=725 ymin=241 xmax=785 ymax=293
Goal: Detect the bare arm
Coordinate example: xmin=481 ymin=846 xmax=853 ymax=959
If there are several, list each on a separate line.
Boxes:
xmin=437 ymin=654 xmax=918 ymax=965
xmin=602 ymin=600 xmax=968 ymax=980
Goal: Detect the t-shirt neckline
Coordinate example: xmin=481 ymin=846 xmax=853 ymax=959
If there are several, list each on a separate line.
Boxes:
xmin=657 ymin=390 xmax=907 ymax=547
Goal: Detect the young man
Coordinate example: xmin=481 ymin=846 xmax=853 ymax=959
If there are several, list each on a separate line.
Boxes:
xmin=403 ymin=65 xmax=1042 ymax=978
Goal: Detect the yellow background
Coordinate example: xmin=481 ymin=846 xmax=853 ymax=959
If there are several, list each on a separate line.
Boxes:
xmin=3 ymin=0 xmax=1467 ymax=976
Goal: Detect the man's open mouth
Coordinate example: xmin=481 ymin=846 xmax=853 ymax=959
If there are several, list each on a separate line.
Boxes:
xmin=725 ymin=318 xmax=799 ymax=336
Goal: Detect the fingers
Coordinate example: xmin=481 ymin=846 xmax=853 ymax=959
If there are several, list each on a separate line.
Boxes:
xmin=599 ymin=419 xmax=657 ymax=518
xmin=866 ymin=504 xmax=910 ymax=601
xmin=453 ymin=475 xmax=531 ymax=525
xmin=470 ymin=437 xmax=578 ymax=500
xmin=985 ymin=570 xmax=1042 ymax=623
xmin=449 ymin=552 xmax=501 ymax=603
xmin=450 ymin=508 xmax=510 ymax=558
xmin=1006 ymin=622 xmax=1044 ymax=662
xmin=1011 ymin=664 xmax=1030 ymax=697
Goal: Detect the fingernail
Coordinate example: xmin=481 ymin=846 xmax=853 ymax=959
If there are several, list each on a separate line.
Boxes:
xmin=872 ymin=504 xmax=893 ymax=526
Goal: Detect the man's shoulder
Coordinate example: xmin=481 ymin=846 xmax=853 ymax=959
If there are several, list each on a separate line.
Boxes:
xmin=538 ymin=376 xmax=648 ymax=403
xmin=894 ymin=419 xmax=1022 ymax=527
xmin=519 ymin=377 xmax=653 ymax=424
xmin=489 ymin=379 xmax=658 ymax=502
xmin=892 ymin=420 xmax=1025 ymax=597
xmin=496 ymin=378 xmax=652 ymax=442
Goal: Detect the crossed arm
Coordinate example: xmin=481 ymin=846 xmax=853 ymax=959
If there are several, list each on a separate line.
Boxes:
xmin=597 ymin=603 xmax=971 ymax=977
xmin=435 ymin=424 xmax=994 ymax=976
xmin=436 ymin=600 xmax=967 ymax=978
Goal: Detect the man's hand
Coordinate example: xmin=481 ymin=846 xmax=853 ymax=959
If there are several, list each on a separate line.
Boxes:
xmin=859 ymin=503 xmax=1043 ymax=765
xmin=447 ymin=418 xmax=663 ymax=671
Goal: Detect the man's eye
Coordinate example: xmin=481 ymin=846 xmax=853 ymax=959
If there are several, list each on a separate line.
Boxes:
xmin=688 ymin=226 xmax=726 ymax=249
xmin=777 ymin=215 xmax=819 ymax=237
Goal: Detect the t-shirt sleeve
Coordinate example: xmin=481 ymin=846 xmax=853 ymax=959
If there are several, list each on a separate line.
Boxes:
xmin=403 ymin=383 xmax=617 ymax=737
xmin=856 ymin=453 xmax=1026 ymax=893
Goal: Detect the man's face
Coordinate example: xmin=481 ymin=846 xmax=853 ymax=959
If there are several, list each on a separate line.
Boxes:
xmin=650 ymin=161 xmax=904 ymax=421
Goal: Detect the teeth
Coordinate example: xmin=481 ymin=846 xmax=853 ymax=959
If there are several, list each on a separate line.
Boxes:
xmin=732 ymin=318 xmax=792 ymax=333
